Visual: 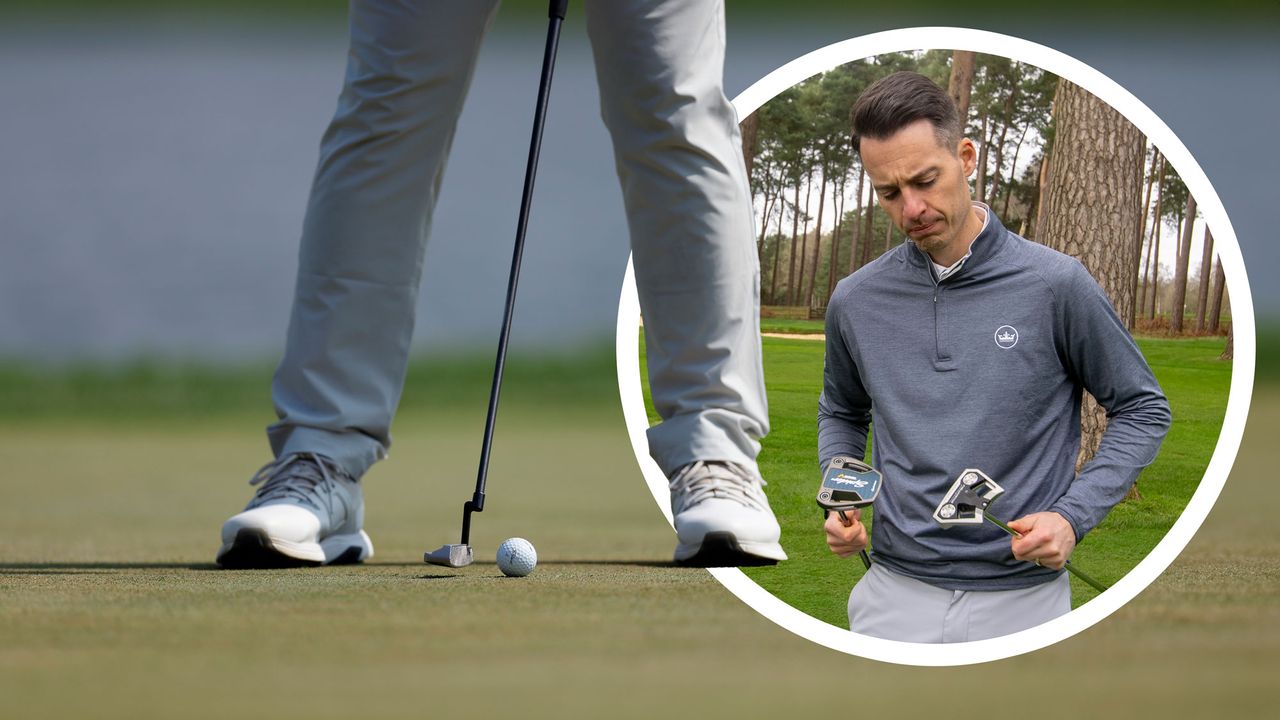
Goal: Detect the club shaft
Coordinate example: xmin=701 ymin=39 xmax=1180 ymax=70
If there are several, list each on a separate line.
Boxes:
xmin=461 ymin=6 xmax=565 ymax=545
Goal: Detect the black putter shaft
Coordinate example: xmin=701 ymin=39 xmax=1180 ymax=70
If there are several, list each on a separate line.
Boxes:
xmin=459 ymin=0 xmax=569 ymax=547
xmin=984 ymin=513 xmax=1108 ymax=593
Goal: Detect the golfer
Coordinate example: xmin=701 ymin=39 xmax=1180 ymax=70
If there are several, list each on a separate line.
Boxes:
xmin=215 ymin=1 xmax=785 ymax=569
xmin=819 ymin=71 xmax=1171 ymax=641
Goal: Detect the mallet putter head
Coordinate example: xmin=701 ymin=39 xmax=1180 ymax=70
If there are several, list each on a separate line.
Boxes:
xmin=424 ymin=543 xmax=474 ymax=568
xmin=933 ymin=468 xmax=1006 ymax=528
xmin=816 ymin=456 xmax=883 ymax=514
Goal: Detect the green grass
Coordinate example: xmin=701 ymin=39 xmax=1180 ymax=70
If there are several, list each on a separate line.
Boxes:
xmin=0 ymin=348 xmax=619 ymax=424
xmin=0 ymin=348 xmax=1276 ymax=718
xmin=759 ymin=318 xmax=826 ymax=335
xmin=640 ymin=333 xmax=1233 ymax=625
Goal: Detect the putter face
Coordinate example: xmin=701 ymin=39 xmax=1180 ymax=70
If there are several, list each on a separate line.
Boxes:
xmin=424 ymin=544 xmax=474 ymax=568
xmin=932 ymin=468 xmax=1005 ymax=528
xmin=816 ymin=456 xmax=882 ymax=513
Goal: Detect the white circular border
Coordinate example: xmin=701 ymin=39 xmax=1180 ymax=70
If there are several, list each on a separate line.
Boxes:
xmin=615 ymin=27 xmax=1255 ymax=666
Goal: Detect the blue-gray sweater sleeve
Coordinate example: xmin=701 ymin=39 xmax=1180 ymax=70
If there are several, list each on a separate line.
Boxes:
xmin=1048 ymin=261 xmax=1172 ymax=540
xmin=817 ymin=291 xmax=872 ymax=469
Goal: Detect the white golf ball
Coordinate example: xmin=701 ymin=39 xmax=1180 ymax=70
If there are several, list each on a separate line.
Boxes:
xmin=496 ymin=537 xmax=537 ymax=577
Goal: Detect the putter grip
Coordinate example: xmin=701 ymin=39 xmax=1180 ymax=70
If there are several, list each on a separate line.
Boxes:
xmin=549 ymin=0 xmax=568 ymax=20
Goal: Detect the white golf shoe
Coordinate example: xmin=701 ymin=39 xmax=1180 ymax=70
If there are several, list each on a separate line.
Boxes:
xmin=668 ymin=461 xmax=787 ymax=567
xmin=215 ymin=453 xmax=373 ymax=568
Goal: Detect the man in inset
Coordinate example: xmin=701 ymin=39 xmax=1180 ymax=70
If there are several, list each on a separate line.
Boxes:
xmin=819 ymin=71 xmax=1171 ymax=641
xmin=214 ymin=2 xmax=784 ymax=570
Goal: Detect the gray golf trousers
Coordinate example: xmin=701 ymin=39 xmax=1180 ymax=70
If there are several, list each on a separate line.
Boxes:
xmin=849 ymin=564 xmax=1072 ymax=642
xmin=267 ymin=0 xmax=768 ymax=481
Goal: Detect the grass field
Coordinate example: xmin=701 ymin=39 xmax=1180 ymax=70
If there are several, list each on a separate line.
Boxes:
xmin=1 ymin=347 xmax=1275 ymax=719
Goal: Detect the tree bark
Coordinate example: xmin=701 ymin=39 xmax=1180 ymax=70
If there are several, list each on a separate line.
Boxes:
xmin=1195 ymin=227 xmax=1215 ymax=333
xmin=1169 ymin=194 xmax=1197 ymax=334
xmin=948 ymin=50 xmax=976 ymax=125
xmin=1209 ymin=258 xmax=1226 ymax=333
xmin=1221 ymin=326 xmax=1234 ymax=361
xmin=1037 ymin=78 xmax=1144 ymax=486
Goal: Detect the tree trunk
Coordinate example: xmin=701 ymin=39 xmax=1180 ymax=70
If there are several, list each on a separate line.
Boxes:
xmin=1221 ymin=326 xmax=1234 ymax=361
xmin=949 ymin=50 xmax=976 ymax=125
xmin=1137 ymin=150 xmax=1160 ymax=318
xmin=976 ymin=114 xmax=990 ymax=202
xmin=986 ymin=82 xmax=1018 ymax=208
xmin=1169 ymin=194 xmax=1197 ymax=334
xmin=756 ymin=179 xmax=775 ymax=268
xmin=1131 ymin=145 xmax=1155 ymax=328
xmin=828 ymin=178 xmax=847 ymax=300
xmin=793 ymin=175 xmax=814 ymax=306
xmin=806 ymin=170 xmax=828 ymax=308
xmin=1027 ymin=153 xmax=1049 ymax=240
xmin=1146 ymin=155 xmax=1166 ymax=320
xmin=1037 ymin=78 xmax=1144 ymax=489
xmin=1195 ymin=227 xmax=1215 ymax=333
xmin=768 ymin=200 xmax=783 ymax=305
xmin=786 ymin=180 xmax=801 ymax=306
xmin=1001 ymin=121 xmax=1032 ymax=218
xmin=1209 ymin=258 xmax=1226 ymax=333
xmin=849 ymin=166 xmax=865 ymax=273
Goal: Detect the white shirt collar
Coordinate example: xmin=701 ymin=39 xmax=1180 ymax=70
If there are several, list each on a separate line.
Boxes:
xmin=931 ymin=202 xmax=990 ymax=281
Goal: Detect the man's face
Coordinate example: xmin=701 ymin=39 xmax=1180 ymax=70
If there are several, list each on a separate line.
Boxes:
xmin=859 ymin=119 xmax=979 ymax=264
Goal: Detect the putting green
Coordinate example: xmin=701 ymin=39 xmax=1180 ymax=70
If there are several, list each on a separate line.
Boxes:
xmin=1 ymin=391 xmax=1277 ymax=718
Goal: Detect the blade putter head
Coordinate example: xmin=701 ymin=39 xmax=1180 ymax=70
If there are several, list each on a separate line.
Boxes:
xmin=933 ymin=468 xmax=1005 ymax=528
xmin=816 ymin=456 xmax=883 ymax=514
xmin=424 ymin=543 xmax=474 ymax=568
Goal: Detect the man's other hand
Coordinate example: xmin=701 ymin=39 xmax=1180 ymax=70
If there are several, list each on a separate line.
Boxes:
xmin=1007 ymin=511 xmax=1077 ymax=570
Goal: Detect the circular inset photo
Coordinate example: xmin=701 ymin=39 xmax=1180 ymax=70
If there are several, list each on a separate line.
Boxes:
xmin=616 ymin=27 xmax=1254 ymax=665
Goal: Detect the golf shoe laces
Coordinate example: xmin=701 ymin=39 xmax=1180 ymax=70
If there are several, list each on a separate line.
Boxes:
xmin=246 ymin=453 xmax=349 ymax=519
xmin=669 ymin=461 xmax=770 ymax=514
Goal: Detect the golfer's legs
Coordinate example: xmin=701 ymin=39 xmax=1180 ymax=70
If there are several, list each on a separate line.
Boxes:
xmin=269 ymin=0 xmax=500 ymax=479
xmin=586 ymin=0 xmax=769 ymax=476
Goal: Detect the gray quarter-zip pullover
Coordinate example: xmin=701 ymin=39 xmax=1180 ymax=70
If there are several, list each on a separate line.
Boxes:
xmin=818 ymin=209 xmax=1171 ymax=591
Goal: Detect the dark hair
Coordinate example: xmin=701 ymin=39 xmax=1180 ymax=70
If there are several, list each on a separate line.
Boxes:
xmin=851 ymin=71 xmax=961 ymax=154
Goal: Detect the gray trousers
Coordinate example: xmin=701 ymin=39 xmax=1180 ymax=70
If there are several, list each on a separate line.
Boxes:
xmin=267 ymin=0 xmax=768 ymax=480
xmin=849 ymin=564 xmax=1072 ymax=642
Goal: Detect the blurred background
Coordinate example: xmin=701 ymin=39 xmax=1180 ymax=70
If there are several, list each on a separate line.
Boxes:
xmin=1 ymin=2 xmax=1276 ymax=718
xmin=1 ymin=1 xmax=1275 ymax=365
